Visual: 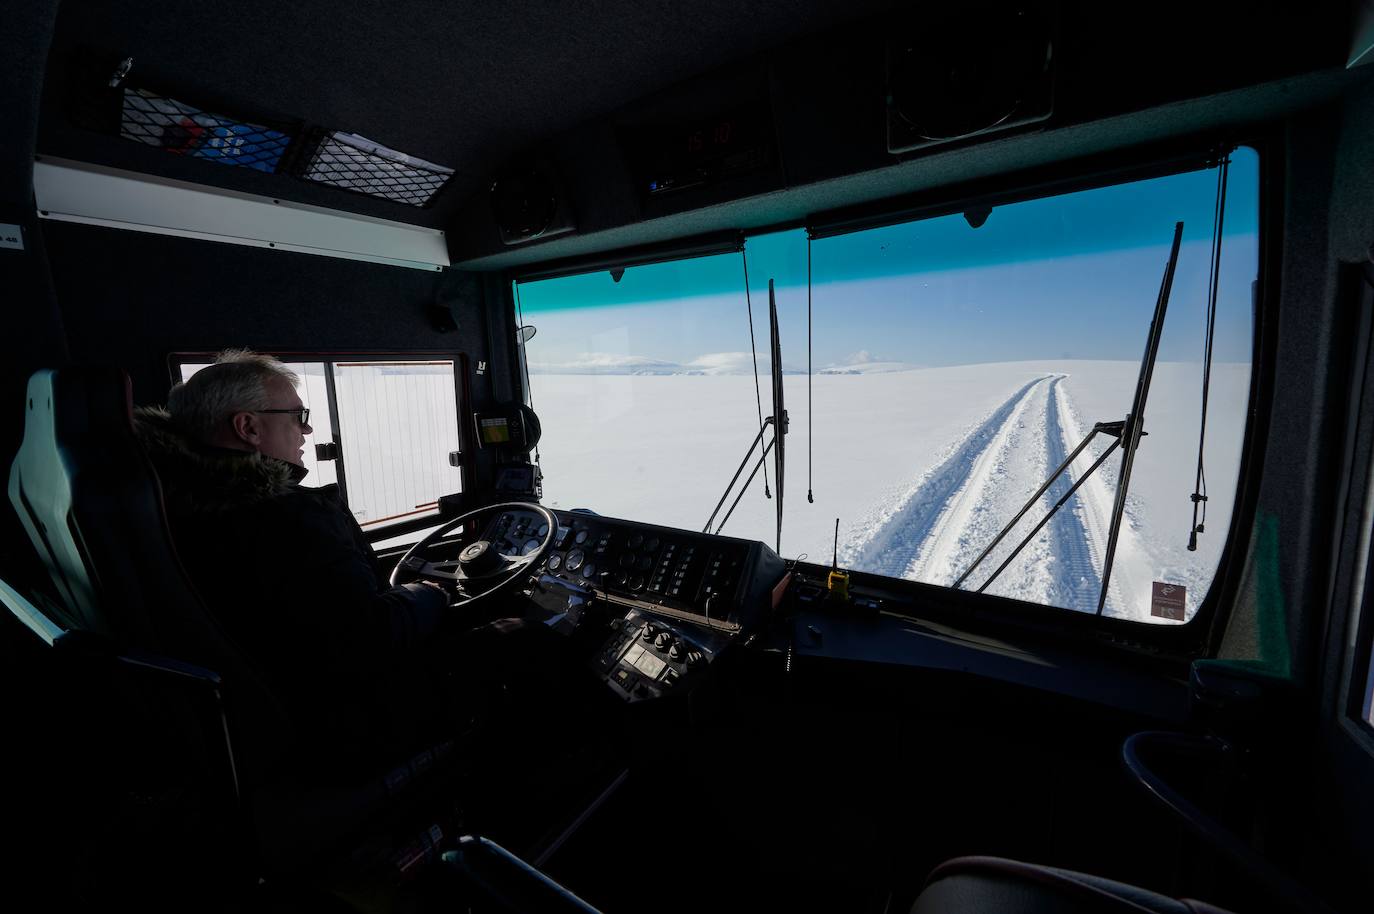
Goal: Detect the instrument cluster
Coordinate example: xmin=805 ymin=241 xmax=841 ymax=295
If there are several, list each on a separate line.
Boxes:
xmin=482 ymin=507 xmax=781 ymax=633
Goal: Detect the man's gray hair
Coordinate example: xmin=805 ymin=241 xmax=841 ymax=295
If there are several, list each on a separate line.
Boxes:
xmin=168 ymin=350 xmax=299 ymax=442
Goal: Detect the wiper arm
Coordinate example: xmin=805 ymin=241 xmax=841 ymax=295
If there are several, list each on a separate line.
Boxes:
xmin=703 ymin=279 xmax=789 ymax=556
xmin=1096 ymin=221 xmax=1184 ymax=614
xmin=954 ymin=222 xmax=1184 ymax=617
xmin=703 ymin=416 xmax=776 ymax=535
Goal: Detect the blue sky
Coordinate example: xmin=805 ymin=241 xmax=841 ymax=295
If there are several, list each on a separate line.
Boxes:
xmin=517 ymin=148 xmax=1259 ymax=370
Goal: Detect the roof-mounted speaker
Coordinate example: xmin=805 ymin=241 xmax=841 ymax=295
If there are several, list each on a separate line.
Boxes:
xmin=489 ymin=162 xmax=576 ymax=246
xmin=886 ymin=3 xmax=1055 ymax=155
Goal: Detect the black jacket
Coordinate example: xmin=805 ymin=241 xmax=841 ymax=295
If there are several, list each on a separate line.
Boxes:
xmin=133 ymin=407 xmax=448 ymax=764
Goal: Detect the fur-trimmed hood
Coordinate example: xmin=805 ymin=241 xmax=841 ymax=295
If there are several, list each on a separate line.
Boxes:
xmin=133 ymin=406 xmax=309 ymax=516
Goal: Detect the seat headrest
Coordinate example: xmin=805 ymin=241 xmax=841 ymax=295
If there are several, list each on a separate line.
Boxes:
xmin=8 ymin=367 xmax=136 ymax=633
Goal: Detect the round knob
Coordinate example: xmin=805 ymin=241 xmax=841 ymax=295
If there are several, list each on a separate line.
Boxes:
xmin=685 ymin=649 xmax=704 ymax=668
xmin=641 ymin=624 xmax=658 ymax=642
xmin=669 ymin=641 xmax=686 ymax=661
xmin=654 ymin=632 xmax=674 ymax=651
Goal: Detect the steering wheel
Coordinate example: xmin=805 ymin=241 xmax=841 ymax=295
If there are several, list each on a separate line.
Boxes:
xmin=389 ymin=501 xmax=558 ymax=608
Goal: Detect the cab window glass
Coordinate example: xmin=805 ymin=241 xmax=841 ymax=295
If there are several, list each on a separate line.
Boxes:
xmin=519 ymin=149 xmax=1259 ymax=624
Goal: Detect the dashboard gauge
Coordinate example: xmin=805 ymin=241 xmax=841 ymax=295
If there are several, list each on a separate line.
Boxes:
xmin=581 ymin=563 xmax=597 ymax=579
xmin=575 ymin=530 xmax=590 ymax=544
xmin=629 ymin=575 xmax=645 ymax=591
xmin=636 ymin=554 xmax=653 ymax=571
xmin=547 ymin=553 xmax=563 ymax=571
xmin=537 ymin=524 xmax=549 ymax=537
xmin=565 ymin=549 xmax=585 ymax=572
xmin=628 ymin=533 xmax=644 ymax=549
xmin=620 ymin=552 xmax=636 ymax=568
xmin=523 ymin=538 xmax=542 ymax=555
xmin=645 ymin=537 xmax=660 ymax=552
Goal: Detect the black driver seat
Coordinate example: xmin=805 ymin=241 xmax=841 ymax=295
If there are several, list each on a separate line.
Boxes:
xmin=912 ymin=856 xmax=1236 ymax=914
xmin=7 ymin=366 xmax=463 ymax=883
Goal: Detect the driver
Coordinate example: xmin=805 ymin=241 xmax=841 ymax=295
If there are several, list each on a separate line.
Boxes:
xmin=133 ymin=350 xmax=530 ymax=771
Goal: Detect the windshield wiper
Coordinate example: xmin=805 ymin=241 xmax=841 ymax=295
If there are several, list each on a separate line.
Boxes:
xmin=704 ymin=279 xmax=787 ymax=555
xmin=954 ymin=222 xmax=1184 ymax=616
xmin=768 ymin=279 xmax=787 ymax=554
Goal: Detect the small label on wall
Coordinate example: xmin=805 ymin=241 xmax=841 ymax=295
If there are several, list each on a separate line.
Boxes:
xmin=0 ymin=223 xmax=24 ymax=251
xmin=1150 ymin=582 xmax=1187 ymax=620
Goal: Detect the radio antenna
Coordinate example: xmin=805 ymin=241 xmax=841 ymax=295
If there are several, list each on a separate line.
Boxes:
xmin=832 ymin=517 xmax=840 ymax=570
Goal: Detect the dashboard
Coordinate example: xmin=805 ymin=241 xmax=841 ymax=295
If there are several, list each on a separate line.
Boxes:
xmin=482 ymin=507 xmax=785 ymax=635
xmin=464 ymin=504 xmax=1181 ymax=715
xmin=478 ymin=506 xmax=786 ymax=703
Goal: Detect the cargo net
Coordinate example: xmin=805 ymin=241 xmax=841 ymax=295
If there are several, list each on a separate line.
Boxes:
xmin=120 ymin=87 xmax=290 ymax=174
xmin=303 ymin=132 xmax=454 ymax=207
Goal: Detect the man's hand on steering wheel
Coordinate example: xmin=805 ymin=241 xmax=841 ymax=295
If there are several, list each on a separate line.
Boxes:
xmin=390 ymin=502 xmax=558 ymax=609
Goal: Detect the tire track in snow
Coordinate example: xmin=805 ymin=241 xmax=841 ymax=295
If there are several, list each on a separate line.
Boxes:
xmin=843 ymin=375 xmax=1050 ymax=579
xmin=1042 ymin=377 xmax=1102 ymax=613
xmin=907 ymin=377 xmax=1055 ymax=594
xmin=1053 ymin=381 xmax=1136 ymax=618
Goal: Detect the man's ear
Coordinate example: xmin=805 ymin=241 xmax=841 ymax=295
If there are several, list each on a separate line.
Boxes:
xmin=230 ymin=411 xmax=263 ymax=447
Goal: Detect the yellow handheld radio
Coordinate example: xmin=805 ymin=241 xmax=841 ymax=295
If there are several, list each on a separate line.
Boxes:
xmin=826 ymin=518 xmax=850 ymax=601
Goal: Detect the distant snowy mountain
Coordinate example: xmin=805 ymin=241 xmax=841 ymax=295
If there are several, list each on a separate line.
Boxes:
xmin=529 ymin=354 xmax=695 ymax=375
xmin=818 ymin=361 xmax=922 ymax=375
xmin=530 ymin=351 xmax=806 ymax=375
xmin=685 ymin=352 xmax=763 ymax=375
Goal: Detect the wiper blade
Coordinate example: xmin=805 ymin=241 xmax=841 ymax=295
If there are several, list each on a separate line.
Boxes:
xmin=1096 ymin=221 xmax=1184 ymax=614
xmin=702 ymin=278 xmax=788 ymax=556
xmin=953 ymin=223 xmax=1184 ymax=617
xmin=768 ymin=279 xmax=787 ymax=555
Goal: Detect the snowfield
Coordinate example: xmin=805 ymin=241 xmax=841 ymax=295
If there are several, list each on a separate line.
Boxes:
xmin=531 ymin=360 xmax=1250 ymax=624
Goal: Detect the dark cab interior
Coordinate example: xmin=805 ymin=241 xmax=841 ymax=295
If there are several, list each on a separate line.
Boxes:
xmin=4 ymin=2 xmax=1374 ymax=912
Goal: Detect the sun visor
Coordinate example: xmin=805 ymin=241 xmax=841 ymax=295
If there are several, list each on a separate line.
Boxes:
xmin=33 ymin=156 xmax=450 ymax=272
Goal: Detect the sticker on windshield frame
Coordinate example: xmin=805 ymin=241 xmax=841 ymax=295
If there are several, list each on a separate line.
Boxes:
xmin=1150 ymin=582 xmax=1187 ymax=620
xmin=0 ymin=223 xmax=24 ymax=251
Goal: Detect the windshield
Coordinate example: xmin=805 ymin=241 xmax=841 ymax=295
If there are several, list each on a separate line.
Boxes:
xmin=517 ymin=149 xmax=1258 ymax=624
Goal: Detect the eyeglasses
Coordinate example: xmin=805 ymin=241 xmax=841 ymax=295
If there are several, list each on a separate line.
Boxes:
xmin=255 ymin=407 xmax=311 ymax=427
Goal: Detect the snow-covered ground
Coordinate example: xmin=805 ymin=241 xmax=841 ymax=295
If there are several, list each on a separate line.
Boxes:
xmin=531 ymin=360 xmax=1250 ymax=623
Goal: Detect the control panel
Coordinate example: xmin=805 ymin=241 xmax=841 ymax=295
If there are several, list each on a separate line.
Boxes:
xmin=483 ymin=508 xmax=783 ymax=633
xmin=592 ymin=610 xmax=722 ymax=703
xmin=478 ymin=506 xmax=784 ymax=703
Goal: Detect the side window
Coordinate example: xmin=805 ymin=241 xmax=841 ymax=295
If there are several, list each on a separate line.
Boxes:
xmin=174 ymin=356 xmax=464 ymax=534
xmin=331 ymin=360 xmax=464 ymax=530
